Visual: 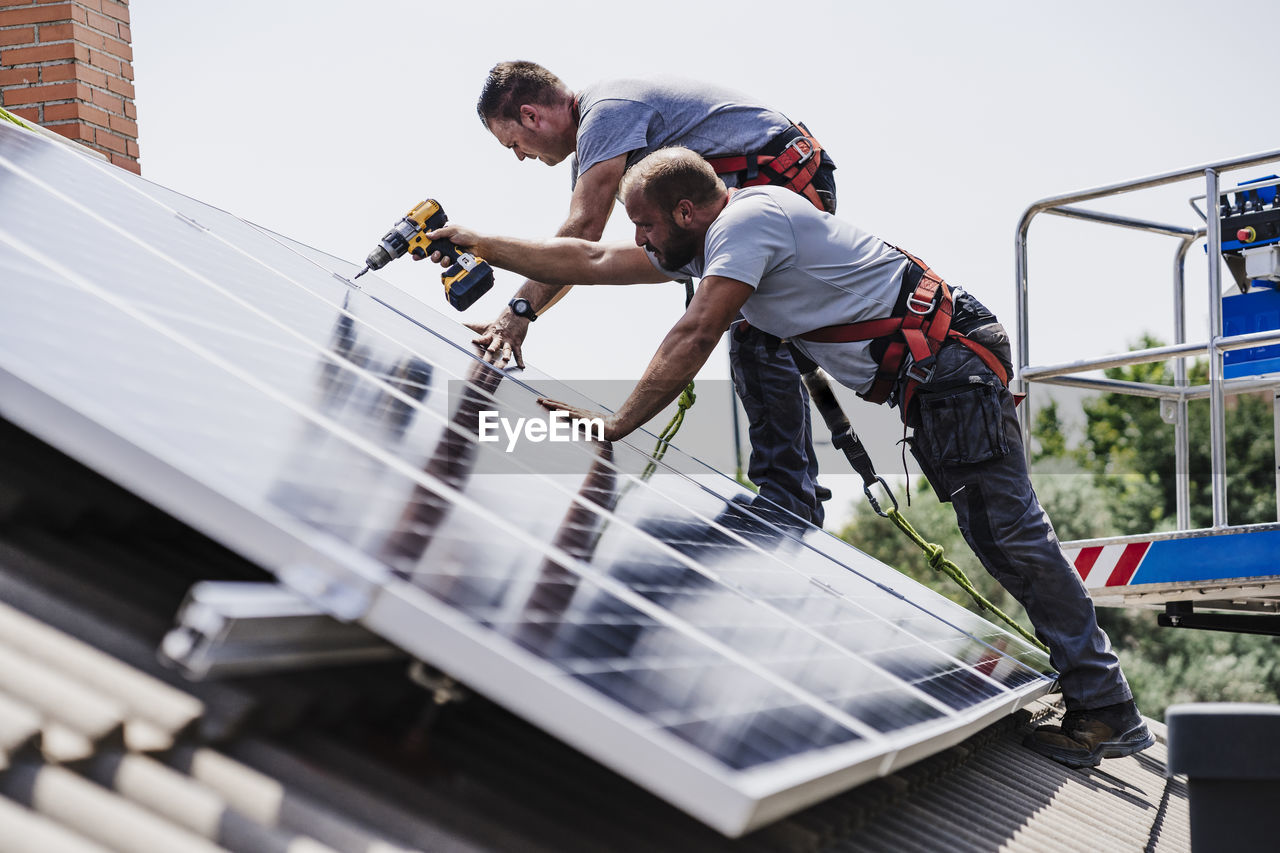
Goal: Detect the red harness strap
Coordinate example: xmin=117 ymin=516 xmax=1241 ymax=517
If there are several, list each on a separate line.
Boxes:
xmin=796 ymin=251 xmax=1010 ymax=408
xmin=705 ymin=126 xmax=826 ymax=212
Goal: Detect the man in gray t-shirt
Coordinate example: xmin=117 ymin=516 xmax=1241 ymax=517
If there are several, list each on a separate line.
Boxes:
xmin=468 ymin=61 xmax=836 ymax=525
xmin=430 ymin=147 xmax=1154 ymax=772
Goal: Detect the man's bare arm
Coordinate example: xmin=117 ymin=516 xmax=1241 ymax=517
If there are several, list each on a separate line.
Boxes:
xmin=531 ymin=152 xmax=629 ymax=311
xmin=537 ymin=276 xmax=754 ymax=440
xmin=466 ymin=153 xmax=629 ymax=368
xmin=431 ymin=226 xmax=668 ymax=286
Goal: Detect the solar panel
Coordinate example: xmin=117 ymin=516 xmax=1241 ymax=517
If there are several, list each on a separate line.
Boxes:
xmin=0 ymin=123 xmax=1053 ymax=836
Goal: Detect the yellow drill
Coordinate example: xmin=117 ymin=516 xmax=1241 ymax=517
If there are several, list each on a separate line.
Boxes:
xmin=353 ymin=199 xmax=495 ymax=311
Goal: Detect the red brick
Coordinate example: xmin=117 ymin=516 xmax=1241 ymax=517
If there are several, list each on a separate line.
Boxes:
xmin=6 ymin=104 xmax=37 ymax=120
xmin=86 ymin=48 xmax=117 ymax=74
xmin=94 ymin=126 xmax=124 ymax=153
xmin=67 ymin=20 xmax=106 ymax=48
xmin=46 ymin=120 xmax=94 ymax=141
xmin=124 ymin=137 xmax=136 ymax=157
xmin=69 ymin=4 xmax=84 ymax=23
xmin=121 ymin=98 xmax=132 ymax=118
xmin=97 ymin=33 xmax=127 ymax=60
xmin=82 ymin=8 xmax=114 ymax=35
xmin=0 ymin=25 xmax=36 ymax=46
xmin=40 ymin=99 xmax=77 ymax=120
xmin=87 ymin=84 xmax=118 ymax=112
xmin=1 ymin=79 xmax=84 ymax=104
xmin=44 ymin=98 xmax=108 ymax=125
xmin=103 ymin=73 xmax=129 ymax=97
xmin=0 ymin=3 xmax=71 ymax=25
xmin=35 ymin=19 xmax=70 ymax=39
xmin=118 ymin=58 xmax=131 ymax=80
xmin=76 ymin=63 xmax=103 ymax=87
xmin=36 ymin=56 xmax=90 ymax=81
xmin=2 ymin=40 xmax=72 ymax=62
xmin=110 ymin=153 xmax=140 ymax=174
xmin=106 ymin=110 xmax=131 ymax=135
xmin=100 ymin=0 xmax=125 ymax=23
xmin=71 ymin=40 xmax=85 ymax=61
xmin=74 ymin=0 xmax=103 ymax=11
xmin=0 ymin=65 xmax=35 ymax=85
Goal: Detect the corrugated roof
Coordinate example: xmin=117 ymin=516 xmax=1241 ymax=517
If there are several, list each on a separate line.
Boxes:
xmin=0 ymin=418 xmax=1190 ymax=852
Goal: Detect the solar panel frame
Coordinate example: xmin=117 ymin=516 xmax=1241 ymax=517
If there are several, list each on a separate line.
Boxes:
xmin=0 ymin=124 xmax=1053 ymax=835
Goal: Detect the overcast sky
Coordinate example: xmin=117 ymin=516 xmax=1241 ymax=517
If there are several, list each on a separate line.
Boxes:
xmin=126 ymin=0 xmax=1280 ymax=523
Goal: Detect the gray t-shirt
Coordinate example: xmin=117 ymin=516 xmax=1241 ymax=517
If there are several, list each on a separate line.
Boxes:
xmin=657 ymin=186 xmax=911 ymax=394
xmin=570 ymin=77 xmax=792 ymax=188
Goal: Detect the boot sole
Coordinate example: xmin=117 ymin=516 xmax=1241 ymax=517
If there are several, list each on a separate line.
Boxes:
xmin=1100 ymin=726 xmax=1155 ymax=759
xmin=1024 ymin=724 xmax=1155 ymax=768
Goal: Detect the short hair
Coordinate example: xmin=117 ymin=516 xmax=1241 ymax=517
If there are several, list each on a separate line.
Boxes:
xmin=476 ymin=61 xmax=568 ymax=129
xmin=620 ymin=147 xmax=726 ymax=214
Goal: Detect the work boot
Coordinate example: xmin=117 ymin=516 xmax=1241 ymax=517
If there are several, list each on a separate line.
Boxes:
xmin=1023 ymin=700 xmax=1155 ymax=768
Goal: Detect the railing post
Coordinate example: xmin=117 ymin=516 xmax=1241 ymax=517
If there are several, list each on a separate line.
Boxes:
xmin=1174 ymin=238 xmax=1194 ymax=530
xmin=1206 ymin=169 xmax=1229 ymax=527
xmin=1015 ymin=226 xmax=1032 ymax=455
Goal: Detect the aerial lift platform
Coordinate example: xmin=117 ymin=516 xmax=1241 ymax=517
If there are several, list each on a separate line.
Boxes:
xmin=1016 ymin=150 xmax=1280 ymax=636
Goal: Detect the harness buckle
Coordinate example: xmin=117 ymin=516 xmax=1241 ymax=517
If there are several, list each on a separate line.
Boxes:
xmin=782 ymin=135 xmax=815 ymax=167
xmin=906 ymin=288 xmax=938 ymax=315
xmin=904 ymin=355 xmax=935 ymax=385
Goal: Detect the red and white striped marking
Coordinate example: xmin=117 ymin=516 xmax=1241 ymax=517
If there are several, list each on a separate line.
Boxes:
xmin=1063 ymin=542 xmax=1152 ymax=589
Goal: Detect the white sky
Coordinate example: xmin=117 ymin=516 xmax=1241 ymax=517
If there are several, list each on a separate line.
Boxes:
xmin=126 ymin=0 xmax=1280 ymax=525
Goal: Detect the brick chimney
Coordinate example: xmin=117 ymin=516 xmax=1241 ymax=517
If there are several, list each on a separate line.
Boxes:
xmin=0 ymin=0 xmax=139 ymax=173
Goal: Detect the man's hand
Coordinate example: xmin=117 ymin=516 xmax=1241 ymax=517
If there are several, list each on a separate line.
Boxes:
xmin=424 ymin=225 xmax=480 ymax=266
xmin=537 ymin=398 xmax=623 ymax=441
xmin=467 ymin=309 xmax=530 ymax=369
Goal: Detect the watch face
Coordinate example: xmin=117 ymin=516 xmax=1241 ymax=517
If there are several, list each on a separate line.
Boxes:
xmin=509 ymin=298 xmax=535 ymax=319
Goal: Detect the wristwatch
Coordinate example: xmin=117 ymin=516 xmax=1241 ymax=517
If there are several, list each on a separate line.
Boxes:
xmin=508 ymin=297 xmax=538 ymax=321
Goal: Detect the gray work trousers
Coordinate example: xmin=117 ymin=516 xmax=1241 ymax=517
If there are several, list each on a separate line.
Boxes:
xmin=906 ymin=328 xmax=1134 ymax=711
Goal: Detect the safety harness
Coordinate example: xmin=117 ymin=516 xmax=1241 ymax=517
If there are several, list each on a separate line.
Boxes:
xmin=705 ymin=124 xmax=828 ymax=212
xmin=796 ymin=250 xmax=1011 ymax=411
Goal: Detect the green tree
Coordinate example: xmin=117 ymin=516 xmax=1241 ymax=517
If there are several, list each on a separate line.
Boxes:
xmin=1076 ymin=334 xmax=1277 ymax=532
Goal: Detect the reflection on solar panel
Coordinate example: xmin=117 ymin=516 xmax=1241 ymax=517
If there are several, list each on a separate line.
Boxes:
xmin=0 ymin=124 xmax=1053 ymax=836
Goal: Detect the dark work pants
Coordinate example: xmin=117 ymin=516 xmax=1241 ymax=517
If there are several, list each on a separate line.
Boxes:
xmin=907 ymin=329 xmax=1133 ymax=711
xmin=730 ymin=324 xmax=825 ymax=526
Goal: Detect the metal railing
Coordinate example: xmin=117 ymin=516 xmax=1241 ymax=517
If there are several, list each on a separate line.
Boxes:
xmin=1015 ymin=149 xmax=1280 ymax=530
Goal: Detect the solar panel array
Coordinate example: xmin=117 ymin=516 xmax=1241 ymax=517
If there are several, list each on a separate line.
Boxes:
xmin=0 ymin=123 xmax=1053 ymax=835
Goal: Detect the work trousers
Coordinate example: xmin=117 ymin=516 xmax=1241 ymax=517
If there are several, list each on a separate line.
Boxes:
xmin=730 ymin=323 xmax=825 ymax=526
xmin=906 ymin=328 xmax=1134 ymax=711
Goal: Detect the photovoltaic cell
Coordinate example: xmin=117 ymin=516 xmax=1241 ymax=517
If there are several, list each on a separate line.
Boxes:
xmin=0 ymin=124 xmax=1053 ymax=836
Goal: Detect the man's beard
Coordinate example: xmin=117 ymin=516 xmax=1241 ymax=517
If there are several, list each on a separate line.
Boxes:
xmin=656 ymin=221 xmax=700 ymax=270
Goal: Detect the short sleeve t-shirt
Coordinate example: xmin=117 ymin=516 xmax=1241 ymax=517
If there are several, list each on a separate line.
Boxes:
xmin=657 ymin=186 xmax=910 ymax=394
xmin=570 ymin=77 xmax=792 ymax=188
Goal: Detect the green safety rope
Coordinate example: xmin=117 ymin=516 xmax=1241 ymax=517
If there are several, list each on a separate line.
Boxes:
xmin=639 ymin=382 xmax=695 ymax=481
xmin=638 ymin=278 xmax=700 ymax=483
xmin=884 ymin=505 xmax=1049 ymax=653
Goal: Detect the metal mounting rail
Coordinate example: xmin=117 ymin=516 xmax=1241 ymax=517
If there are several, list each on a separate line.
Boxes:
xmin=1015 ymin=148 xmax=1280 ymax=532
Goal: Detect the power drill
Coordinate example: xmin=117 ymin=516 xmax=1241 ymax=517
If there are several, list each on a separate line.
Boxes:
xmin=353 ymin=199 xmax=495 ymax=311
